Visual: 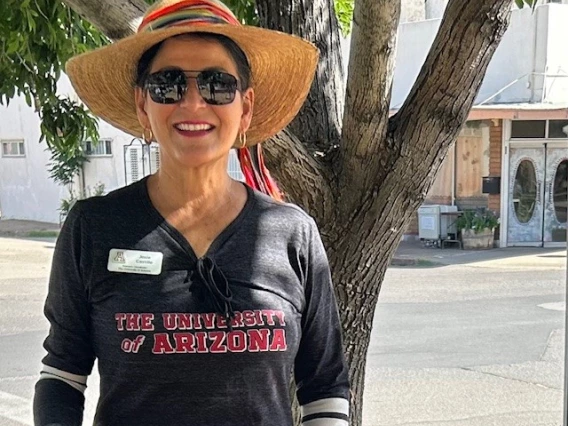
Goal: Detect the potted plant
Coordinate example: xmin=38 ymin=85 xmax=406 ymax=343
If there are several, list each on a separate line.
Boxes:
xmin=455 ymin=209 xmax=499 ymax=250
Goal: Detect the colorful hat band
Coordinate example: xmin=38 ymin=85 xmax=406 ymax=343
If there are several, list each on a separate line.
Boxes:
xmin=139 ymin=0 xmax=241 ymax=32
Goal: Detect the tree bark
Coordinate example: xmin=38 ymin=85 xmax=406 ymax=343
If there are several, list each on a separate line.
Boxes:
xmin=339 ymin=0 xmax=400 ymax=215
xmin=256 ymin=0 xmax=345 ymax=156
xmin=63 ymin=0 xmax=516 ymax=424
xmin=61 ymin=0 xmax=146 ymax=40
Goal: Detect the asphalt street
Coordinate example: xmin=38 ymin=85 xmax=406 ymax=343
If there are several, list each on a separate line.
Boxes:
xmin=0 ymin=236 xmax=565 ymax=425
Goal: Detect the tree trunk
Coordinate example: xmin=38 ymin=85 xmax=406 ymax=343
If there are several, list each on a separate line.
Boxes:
xmin=61 ymin=0 xmax=147 ymax=40
xmin=63 ymin=0 xmax=516 ymax=424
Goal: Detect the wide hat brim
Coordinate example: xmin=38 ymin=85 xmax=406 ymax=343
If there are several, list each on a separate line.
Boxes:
xmin=65 ymin=25 xmax=319 ymax=146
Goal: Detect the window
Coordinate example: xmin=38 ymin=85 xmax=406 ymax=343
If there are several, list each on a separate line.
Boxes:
xmin=84 ymin=139 xmax=113 ymax=156
xmin=1 ymin=140 xmax=26 ymax=157
xmin=511 ymin=120 xmax=568 ymax=139
xmin=548 ymin=120 xmax=568 ymax=139
xmin=511 ymin=120 xmax=546 ymax=139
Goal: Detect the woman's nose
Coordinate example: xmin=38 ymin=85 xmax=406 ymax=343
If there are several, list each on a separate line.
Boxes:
xmin=179 ymin=78 xmax=207 ymax=108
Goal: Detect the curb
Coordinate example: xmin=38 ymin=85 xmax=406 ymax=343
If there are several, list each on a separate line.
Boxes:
xmin=390 ymin=257 xmax=443 ymax=267
xmin=0 ymin=230 xmax=60 ymax=239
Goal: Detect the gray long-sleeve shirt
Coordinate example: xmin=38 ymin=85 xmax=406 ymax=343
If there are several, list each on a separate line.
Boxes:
xmin=39 ymin=177 xmax=350 ymax=425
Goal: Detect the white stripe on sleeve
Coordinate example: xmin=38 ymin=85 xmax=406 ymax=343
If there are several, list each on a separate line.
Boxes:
xmin=301 ymin=397 xmax=349 ymax=425
xmin=39 ymin=365 xmax=88 ymax=393
xmin=303 ymin=419 xmax=349 ymax=426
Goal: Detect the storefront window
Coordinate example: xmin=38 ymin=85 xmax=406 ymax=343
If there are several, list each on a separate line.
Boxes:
xmin=553 ymin=160 xmax=567 ymax=224
xmin=511 ymin=120 xmax=546 ymax=139
xmin=548 ymin=120 xmax=568 ymax=139
xmin=513 ymin=160 xmax=538 ymax=223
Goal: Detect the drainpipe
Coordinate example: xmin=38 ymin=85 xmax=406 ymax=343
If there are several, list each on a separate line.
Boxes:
xmin=451 ymin=143 xmax=457 ymax=206
xmin=79 ymin=165 xmax=86 ymax=199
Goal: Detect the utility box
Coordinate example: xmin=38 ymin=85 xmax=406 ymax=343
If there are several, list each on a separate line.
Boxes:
xmin=418 ymin=205 xmax=441 ymax=240
xmin=418 ymin=204 xmax=459 ymax=241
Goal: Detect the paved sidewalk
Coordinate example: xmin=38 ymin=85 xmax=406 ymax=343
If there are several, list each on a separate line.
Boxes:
xmin=0 ymin=219 xmax=60 ymax=238
xmin=392 ymin=240 xmax=567 ymax=269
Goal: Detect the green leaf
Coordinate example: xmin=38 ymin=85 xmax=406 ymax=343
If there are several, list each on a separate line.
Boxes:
xmin=335 ymin=0 xmax=354 ymax=36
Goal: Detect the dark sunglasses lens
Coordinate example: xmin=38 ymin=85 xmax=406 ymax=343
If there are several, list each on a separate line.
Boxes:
xmin=146 ymin=70 xmax=186 ymax=104
xmin=197 ymin=71 xmax=238 ymax=105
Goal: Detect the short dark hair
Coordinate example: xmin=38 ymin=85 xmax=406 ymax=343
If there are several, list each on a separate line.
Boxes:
xmin=135 ymin=33 xmax=251 ymax=90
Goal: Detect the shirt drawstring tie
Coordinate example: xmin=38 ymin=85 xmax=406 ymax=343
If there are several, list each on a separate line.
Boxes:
xmin=188 ymin=257 xmax=235 ymax=329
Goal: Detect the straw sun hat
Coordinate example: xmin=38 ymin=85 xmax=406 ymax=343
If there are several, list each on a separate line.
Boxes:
xmin=65 ymin=0 xmax=319 ymax=146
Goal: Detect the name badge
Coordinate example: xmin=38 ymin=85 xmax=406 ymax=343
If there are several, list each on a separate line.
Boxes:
xmin=107 ymin=249 xmax=163 ymax=275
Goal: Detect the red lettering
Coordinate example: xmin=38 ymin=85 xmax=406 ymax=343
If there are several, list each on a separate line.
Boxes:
xmin=216 ymin=315 xmax=227 ymax=329
xmin=126 ymin=313 xmax=140 ymax=331
xmin=209 ymin=331 xmax=227 ymax=353
xmin=269 ymin=329 xmax=287 ymax=351
xmin=141 ymin=313 xmax=154 ymax=331
xmin=115 ymin=313 xmax=126 ymax=331
xmin=195 ymin=332 xmax=208 ymax=353
xmin=192 ymin=313 xmax=203 ymax=330
xmin=203 ymin=313 xmax=216 ymax=329
xmin=177 ymin=314 xmax=192 ymax=330
xmin=242 ymin=310 xmax=257 ymax=327
xmin=121 ymin=338 xmax=133 ymax=353
xmin=262 ymin=310 xmax=276 ymax=326
xmin=162 ymin=314 xmax=177 ymax=331
xmin=173 ymin=333 xmax=196 ymax=353
xmin=152 ymin=333 xmax=175 ymax=354
xmin=248 ymin=329 xmax=270 ymax=352
xmin=230 ymin=312 xmax=244 ymax=328
xmin=274 ymin=310 xmax=286 ymax=326
xmin=227 ymin=331 xmax=246 ymax=352
xmin=131 ymin=335 xmax=145 ymax=353
xmin=254 ymin=310 xmax=265 ymax=326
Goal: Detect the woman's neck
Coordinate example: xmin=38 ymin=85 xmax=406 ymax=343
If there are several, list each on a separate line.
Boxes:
xmin=147 ymin=162 xmax=239 ymax=218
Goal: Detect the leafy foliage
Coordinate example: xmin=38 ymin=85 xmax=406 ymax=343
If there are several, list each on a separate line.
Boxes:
xmin=0 ymin=0 xmax=107 ymax=185
xmin=59 ymin=181 xmax=106 ymax=219
xmin=515 ymin=0 xmax=537 ymax=9
xmin=335 ymin=0 xmax=354 ymax=36
xmin=224 ymin=0 xmax=258 ymax=25
xmin=455 ymin=209 xmax=499 ymax=233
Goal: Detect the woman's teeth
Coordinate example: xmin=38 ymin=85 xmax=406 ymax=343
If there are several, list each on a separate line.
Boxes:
xmin=175 ymin=123 xmax=213 ymax=131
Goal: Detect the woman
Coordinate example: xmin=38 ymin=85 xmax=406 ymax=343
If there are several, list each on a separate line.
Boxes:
xmin=33 ymin=0 xmax=350 ymax=425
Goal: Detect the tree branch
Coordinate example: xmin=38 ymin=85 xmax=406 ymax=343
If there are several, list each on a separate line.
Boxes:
xmin=262 ymin=129 xmax=335 ymax=228
xmin=338 ymin=0 xmax=400 ymax=212
xmin=391 ymin=0 xmax=513 ymax=201
xmin=256 ymin=0 xmax=345 ymax=156
xmin=62 ymin=0 xmax=147 ymax=40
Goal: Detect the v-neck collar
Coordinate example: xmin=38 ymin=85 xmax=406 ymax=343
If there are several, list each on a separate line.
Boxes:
xmin=137 ymin=176 xmax=256 ymax=261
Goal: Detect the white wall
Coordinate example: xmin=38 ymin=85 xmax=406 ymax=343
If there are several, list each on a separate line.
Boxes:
xmin=0 ymin=76 xmax=138 ymax=223
xmin=81 ymin=123 xmax=135 ymax=196
xmin=401 ymin=0 xmax=425 ymax=23
xmin=0 ymin=96 xmax=67 ymax=224
xmin=390 ymin=19 xmax=441 ymax=109
xmin=385 ymin=4 xmax=567 ymax=110
xmin=475 ymin=7 xmax=540 ymax=105
xmin=542 ymin=4 xmax=568 ymax=103
xmin=425 ymin=0 xmax=448 ymax=19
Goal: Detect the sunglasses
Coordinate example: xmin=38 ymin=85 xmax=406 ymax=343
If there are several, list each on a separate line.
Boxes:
xmin=144 ymin=69 xmax=241 ymax=105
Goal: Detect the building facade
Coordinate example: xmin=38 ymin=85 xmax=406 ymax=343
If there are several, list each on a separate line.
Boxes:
xmin=390 ymin=1 xmax=568 ymax=247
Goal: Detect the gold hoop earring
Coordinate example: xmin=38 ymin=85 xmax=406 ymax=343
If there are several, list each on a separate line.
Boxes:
xmin=239 ymin=132 xmax=247 ymax=149
xmin=143 ymin=128 xmax=153 ymax=145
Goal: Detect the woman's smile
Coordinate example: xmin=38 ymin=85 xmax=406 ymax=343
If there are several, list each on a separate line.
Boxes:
xmin=173 ymin=120 xmax=216 ymax=138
